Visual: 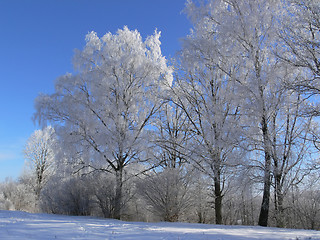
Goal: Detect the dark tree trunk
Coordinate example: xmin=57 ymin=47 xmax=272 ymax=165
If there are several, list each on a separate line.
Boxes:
xmin=215 ymin=191 xmax=223 ymax=224
xmin=114 ymin=169 xmax=123 ymax=220
xmin=258 ymin=163 xmax=271 ymax=227
xmin=275 ymin=173 xmax=285 ymax=228
xmin=258 ymin=115 xmax=272 ymax=227
xmin=276 ymin=193 xmax=285 ymax=228
xmin=214 ymin=170 xmax=223 ymax=224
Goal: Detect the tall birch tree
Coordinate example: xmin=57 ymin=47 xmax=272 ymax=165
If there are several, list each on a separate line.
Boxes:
xmin=182 ymin=0 xmax=288 ymax=226
xmin=34 ymin=27 xmax=172 ymax=219
xmin=173 ymin=1 xmax=246 ymax=224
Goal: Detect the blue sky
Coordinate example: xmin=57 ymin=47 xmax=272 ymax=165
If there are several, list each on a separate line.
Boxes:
xmin=0 ymin=0 xmax=191 ymax=181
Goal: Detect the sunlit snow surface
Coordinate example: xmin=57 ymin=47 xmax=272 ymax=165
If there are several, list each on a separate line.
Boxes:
xmin=0 ymin=211 xmax=319 ymax=240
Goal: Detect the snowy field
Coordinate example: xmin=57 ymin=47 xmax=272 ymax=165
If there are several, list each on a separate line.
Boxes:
xmin=0 ymin=210 xmax=320 ymax=240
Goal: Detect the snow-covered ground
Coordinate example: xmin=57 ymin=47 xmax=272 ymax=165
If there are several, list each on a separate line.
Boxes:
xmin=0 ymin=210 xmax=319 ymax=240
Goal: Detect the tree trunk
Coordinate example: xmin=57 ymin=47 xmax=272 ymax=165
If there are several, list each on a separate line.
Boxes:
xmin=214 ymin=172 xmax=223 ymax=224
xmin=275 ymin=173 xmax=285 ymax=228
xmin=258 ymin=165 xmax=271 ymax=227
xmin=276 ymin=193 xmax=285 ymax=228
xmin=114 ymin=169 xmax=123 ymax=220
xmin=258 ymin=115 xmax=272 ymax=227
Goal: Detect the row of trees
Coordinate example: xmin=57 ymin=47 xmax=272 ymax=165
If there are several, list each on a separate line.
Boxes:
xmin=1 ymin=0 xmax=320 ymax=229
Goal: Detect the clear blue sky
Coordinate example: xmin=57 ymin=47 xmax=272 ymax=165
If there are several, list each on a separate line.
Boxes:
xmin=0 ymin=0 xmax=191 ymax=181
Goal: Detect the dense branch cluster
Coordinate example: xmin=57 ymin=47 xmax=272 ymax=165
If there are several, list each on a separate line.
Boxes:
xmin=1 ymin=0 xmax=320 ymax=230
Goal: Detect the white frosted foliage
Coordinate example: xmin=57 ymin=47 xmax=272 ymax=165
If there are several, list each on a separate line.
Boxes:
xmin=34 ymin=26 xmax=172 ymax=176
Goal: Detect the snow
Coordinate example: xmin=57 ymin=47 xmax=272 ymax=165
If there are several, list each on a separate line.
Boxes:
xmin=0 ymin=210 xmax=319 ymax=240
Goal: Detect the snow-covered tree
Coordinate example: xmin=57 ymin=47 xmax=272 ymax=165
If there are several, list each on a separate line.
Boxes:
xmin=269 ymin=92 xmax=316 ymax=227
xmin=23 ymin=126 xmax=56 ymax=204
xmin=34 ymin=27 xmax=172 ymax=219
xmin=183 ymin=0 xmax=319 ymax=227
xmin=182 ymin=0 xmax=307 ymax=227
xmin=173 ymin=0 xmax=248 ymax=224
